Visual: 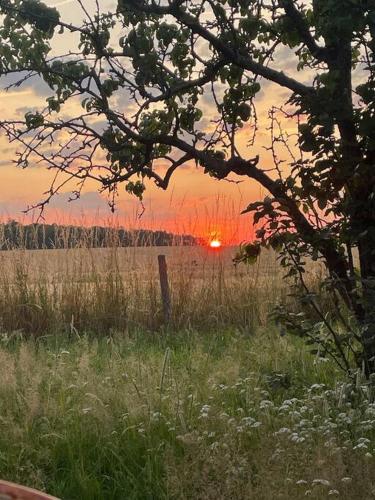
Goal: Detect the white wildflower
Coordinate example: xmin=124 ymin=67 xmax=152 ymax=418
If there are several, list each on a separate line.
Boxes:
xmin=259 ymin=400 xmax=274 ymax=409
xmin=312 ymin=479 xmax=331 ymax=487
xmin=353 ymin=442 xmax=368 ymax=450
xmin=275 ymin=427 xmax=291 ymax=435
xmin=341 ymin=477 xmax=352 ymax=484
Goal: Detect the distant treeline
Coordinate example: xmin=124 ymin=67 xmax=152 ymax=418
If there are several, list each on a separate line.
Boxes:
xmin=0 ymin=221 xmax=197 ymax=249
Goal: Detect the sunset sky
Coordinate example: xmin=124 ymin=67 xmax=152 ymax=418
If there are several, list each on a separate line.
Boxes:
xmin=0 ymin=0 xmax=300 ymax=244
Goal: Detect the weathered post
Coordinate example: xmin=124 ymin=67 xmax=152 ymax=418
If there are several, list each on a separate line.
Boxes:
xmin=158 ymin=254 xmax=171 ymax=325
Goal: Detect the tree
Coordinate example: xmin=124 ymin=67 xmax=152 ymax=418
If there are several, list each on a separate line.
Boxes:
xmin=0 ymin=0 xmax=375 ymax=375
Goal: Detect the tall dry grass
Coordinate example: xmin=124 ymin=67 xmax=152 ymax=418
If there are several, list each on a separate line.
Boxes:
xmin=0 ymin=221 xmax=296 ymax=337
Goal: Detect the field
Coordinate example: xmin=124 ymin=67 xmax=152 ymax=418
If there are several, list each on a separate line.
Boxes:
xmin=0 ymin=245 xmax=288 ymax=335
xmin=0 ymin=244 xmax=373 ymax=499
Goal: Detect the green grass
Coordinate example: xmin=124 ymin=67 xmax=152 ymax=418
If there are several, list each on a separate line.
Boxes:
xmin=0 ymin=329 xmax=374 ymax=499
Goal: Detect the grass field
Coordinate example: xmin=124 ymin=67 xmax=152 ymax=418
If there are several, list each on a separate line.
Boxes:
xmin=1 ymin=331 xmax=375 ymax=499
xmin=0 ymin=242 xmax=371 ymax=499
xmin=0 ymin=245 xmax=289 ymax=335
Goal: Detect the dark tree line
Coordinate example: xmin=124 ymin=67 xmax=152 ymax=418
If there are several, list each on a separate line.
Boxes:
xmin=0 ymin=220 xmax=197 ymax=249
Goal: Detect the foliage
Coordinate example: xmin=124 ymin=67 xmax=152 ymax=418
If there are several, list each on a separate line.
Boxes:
xmin=1 ymin=0 xmax=375 ymax=372
xmin=0 ymin=0 xmax=58 ymax=72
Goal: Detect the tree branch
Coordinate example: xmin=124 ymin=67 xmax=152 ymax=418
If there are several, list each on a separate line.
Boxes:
xmin=124 ymin=0 xmax=314 ymax=96
xmin=280 ymin=0 xmax=330 ymax=62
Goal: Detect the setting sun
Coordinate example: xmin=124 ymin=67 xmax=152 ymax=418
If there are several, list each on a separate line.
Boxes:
xmin=209 ymin=239 xmax=222 ymax=249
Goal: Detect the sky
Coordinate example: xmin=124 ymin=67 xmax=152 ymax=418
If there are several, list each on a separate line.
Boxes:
xmin=0 ymin=0 xmax=301 ymax=244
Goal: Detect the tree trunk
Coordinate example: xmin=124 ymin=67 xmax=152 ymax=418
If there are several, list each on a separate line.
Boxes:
xmin=359 ymin=239 xmax=375 ymax=377
xmin=349 ymin=165 xmax=375 ymax=376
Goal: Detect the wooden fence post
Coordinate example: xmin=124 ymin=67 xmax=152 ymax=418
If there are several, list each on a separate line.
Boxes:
xmin=158 ymin=254 xmax=171 ymax=325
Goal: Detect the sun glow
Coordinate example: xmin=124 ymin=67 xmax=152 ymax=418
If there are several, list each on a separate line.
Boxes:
xmin=209 ymin=239 xmax=222 ymax=249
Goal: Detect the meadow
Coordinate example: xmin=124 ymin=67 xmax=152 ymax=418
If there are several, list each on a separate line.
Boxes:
xmin=0 ymin=232 xmax=373 ymax=499
xmin=0 ymin=243 xmax=286 ymax=335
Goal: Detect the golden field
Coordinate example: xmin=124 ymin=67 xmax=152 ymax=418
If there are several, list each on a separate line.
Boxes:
xmin=0 ymin=243 xmax=291 ymax=336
